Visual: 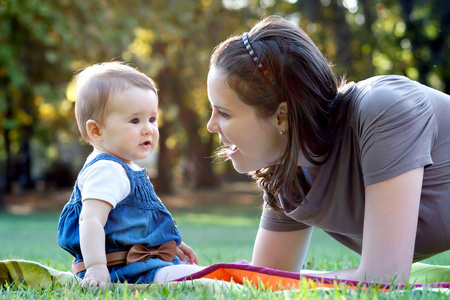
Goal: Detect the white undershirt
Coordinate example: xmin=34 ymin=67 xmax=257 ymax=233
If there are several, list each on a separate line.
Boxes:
xmin=77 ymin=158 xmax=135 ymax=208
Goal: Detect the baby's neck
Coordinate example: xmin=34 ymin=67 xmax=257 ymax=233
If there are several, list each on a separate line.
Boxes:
xmin=89 ymin=148 xmax=142 ymax=170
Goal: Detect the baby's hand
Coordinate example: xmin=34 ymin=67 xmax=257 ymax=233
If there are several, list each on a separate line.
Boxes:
xmin=80 ymin=264 xmax=110 ymax=290
xmin=176 ymin=242 xmax=199 ymax=265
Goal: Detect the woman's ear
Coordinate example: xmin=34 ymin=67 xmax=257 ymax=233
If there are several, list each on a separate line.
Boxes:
xmin=86 ymin=119 xmax=102 ymax=142
xmin=276 ymin=102 xmax=288 ymax=133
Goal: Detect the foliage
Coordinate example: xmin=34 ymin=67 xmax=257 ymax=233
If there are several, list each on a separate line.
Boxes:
xmin=0 ymin=0 xmax=139 ymax=192
xmin=0 ymin=0 xmax=122 ymax=143
xmin=0 ymin=0 xmax=448 ymax=194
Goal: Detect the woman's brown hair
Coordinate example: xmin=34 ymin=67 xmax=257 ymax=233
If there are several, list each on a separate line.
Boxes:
xmin=210 ymin=15 xmax=353 ymax=208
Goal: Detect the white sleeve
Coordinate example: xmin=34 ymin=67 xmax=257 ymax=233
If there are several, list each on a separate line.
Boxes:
xmin=77 ymin=160 xmax=131 ymax=208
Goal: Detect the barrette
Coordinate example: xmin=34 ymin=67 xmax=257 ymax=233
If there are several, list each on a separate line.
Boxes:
xmin=242 ymin=32 xmax=276 ymax=86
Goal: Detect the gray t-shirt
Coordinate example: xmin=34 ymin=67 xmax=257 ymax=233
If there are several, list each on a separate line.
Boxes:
xmin=261 ymin=75 xmax=450 ymax=261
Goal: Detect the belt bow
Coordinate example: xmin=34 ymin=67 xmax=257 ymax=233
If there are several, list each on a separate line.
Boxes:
xmin=126 ymin=240 xmax=177 ymax=265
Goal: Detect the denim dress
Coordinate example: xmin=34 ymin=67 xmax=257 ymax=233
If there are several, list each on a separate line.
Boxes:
xmin=57 ymin=153 xmax=182 ymax=283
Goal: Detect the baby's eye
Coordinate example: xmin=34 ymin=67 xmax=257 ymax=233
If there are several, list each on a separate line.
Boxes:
xmin=131 ymin=118 xmax=139 ymax=124
xmin=149 ymin=117 xmax=157 ymax=123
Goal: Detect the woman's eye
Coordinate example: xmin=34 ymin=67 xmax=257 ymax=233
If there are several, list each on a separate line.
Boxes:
xmin=131 ymin=118 xmax=139 ymax=124
xmin=218 ymin=110 xmax=229 ymax=118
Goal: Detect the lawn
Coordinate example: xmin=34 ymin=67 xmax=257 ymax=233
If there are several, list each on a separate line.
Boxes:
xmin=1 ymin=185 xmax=450 ymax=299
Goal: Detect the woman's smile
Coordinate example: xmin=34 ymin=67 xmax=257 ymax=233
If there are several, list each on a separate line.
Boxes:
xmin=228 ymin=144 xmax=239 ymax=156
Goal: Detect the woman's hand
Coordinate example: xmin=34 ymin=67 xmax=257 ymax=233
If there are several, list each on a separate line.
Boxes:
xmin=80 ymin=264 xmax=111 ymax=290
xmin=176 ymin=242 xmax=199 ymax=265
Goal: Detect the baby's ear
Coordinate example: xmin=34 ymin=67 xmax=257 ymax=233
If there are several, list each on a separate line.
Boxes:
xmin=86 ymin=119 xmax=102 ymax=142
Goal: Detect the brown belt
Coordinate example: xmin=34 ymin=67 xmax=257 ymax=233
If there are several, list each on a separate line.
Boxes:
xmin=72 ymin=240 xmax=177 ymax=274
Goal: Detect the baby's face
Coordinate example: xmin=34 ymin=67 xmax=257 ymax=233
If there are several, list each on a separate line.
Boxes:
xmin=97 ymin=86 xmax=159 ymax=164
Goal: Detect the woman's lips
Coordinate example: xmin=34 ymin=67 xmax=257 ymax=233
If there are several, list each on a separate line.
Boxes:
xmin=228 ymin=144 xmax=238 ymax=156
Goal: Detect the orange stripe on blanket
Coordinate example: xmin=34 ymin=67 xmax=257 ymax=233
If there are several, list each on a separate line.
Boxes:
xmin=195 ymin=266 xmax=343 ymax=291
xmin=176 ymin=262 xmax=450 ymax=291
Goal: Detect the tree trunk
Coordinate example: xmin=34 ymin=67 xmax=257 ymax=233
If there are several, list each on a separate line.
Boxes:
xmin=358 ymin=0 xmax=376 ymax=75
xmin=0 ymin=126 xmax=9 ymax=210
xmin=399 ymin=0 xmax=430 ymax=84
xmin=433 ymin=0 xmax=450 ymax=93
xmin=329 ymin=0 xmax=353 ymax=73
xmin=3 ymin=93 xmax=13 ymax=194
xmin=152 ymin=120 xmax=174 ymax=194
xmin=154 ymin=50 xmax=220 ymax=190
xmin=177 ymin=89 xmax=220 ymax=189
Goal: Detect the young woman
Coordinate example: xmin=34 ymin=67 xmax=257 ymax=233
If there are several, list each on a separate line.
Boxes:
xmin=206 ymin=15 xmax=450 ymax=284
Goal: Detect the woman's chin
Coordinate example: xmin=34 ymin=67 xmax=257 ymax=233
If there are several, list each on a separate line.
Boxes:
xmin=230 ymin=160 xmax=259 ymax=174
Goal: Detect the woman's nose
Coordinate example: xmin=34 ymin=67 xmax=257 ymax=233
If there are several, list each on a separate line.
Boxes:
xmin=207 ymin=115 xmax=218 ymax=133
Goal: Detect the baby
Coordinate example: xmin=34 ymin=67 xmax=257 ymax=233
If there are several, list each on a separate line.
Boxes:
xmin=57 ymin=62 xmax=203 ymax=289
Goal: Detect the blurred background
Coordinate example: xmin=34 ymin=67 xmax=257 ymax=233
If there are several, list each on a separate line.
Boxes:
xmin=0 ymin=0 xmax=449 ymax=209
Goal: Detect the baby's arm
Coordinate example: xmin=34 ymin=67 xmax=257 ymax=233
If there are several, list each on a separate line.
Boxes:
xmin=79 ymin=199 xmax=113 ymax=290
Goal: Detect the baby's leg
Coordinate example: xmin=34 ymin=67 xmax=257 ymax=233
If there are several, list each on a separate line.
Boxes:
xmin=153 ymin=264 xmax=205 ymax=283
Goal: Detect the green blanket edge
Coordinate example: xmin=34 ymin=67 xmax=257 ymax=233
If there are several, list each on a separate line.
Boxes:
xmin=1 ymin=259 xmax=448 ymax=290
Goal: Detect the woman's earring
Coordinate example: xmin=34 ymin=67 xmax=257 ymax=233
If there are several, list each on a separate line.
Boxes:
xmin=280 ymin=130 xmax=284 ymax=135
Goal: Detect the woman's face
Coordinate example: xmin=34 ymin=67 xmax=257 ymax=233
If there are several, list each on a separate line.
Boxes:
xmin=206 ymin=66 xmax=287 ymax=173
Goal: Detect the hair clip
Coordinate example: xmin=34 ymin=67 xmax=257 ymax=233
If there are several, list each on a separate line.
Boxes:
xmin=242 ymin=32 xmax=276 ymax=86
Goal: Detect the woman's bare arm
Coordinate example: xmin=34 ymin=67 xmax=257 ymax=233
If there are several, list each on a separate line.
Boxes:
xmin=323 ymin=167 xmax=424 ymax=283
xmin=251 ymin=226 xmax=313 ymax=272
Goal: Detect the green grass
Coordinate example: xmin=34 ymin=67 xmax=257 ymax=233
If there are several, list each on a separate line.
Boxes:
xmin=1 ymin=211 xmax=450 ymax=299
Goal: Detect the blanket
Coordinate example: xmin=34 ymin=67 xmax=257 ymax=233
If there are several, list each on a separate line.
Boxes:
xmin=172 ymin=261 xmax=450 ymax=291
xmin=1 ymin=259 xmax=449 ymax=291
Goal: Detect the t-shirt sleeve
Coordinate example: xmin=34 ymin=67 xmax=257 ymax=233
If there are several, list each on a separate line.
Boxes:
xmin=260 ymin=204 xmax=311 ymax=232
xmin=78 ymin=160 xmax=131 ymax=208
xmin=355 ymin=76 xmax=437 ymax=185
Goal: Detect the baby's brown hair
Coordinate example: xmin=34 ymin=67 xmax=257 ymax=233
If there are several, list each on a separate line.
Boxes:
xmin=74 ymin=62 xmax=157 ymax=143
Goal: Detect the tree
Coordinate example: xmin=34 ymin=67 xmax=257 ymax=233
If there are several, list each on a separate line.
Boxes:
xmin=398 ymin=0 xmax=450 ymax=93
xmin=0 ymin=0 xmax=138 ymax=195
xmin=1 ymin=0 xmax=448 ymax=204
xmin=124 ymin=1 xmax=258 ymax=191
